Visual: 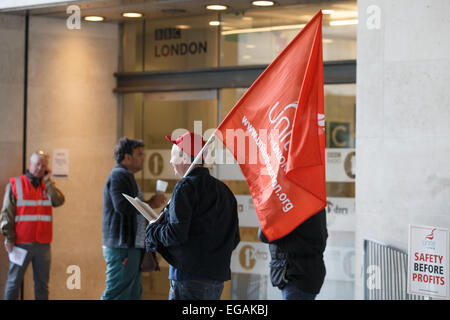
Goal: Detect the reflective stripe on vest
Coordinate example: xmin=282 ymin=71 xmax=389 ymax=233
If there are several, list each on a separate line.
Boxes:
xmin=15 ymin=215 xmax=52 ymax=222
xmin=14 ymin=177 xmax=52 ymax=207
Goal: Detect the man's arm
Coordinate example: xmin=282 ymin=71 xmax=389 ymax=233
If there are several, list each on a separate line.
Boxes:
xmin=109 ymin=170 xmax=139 ymax=217
xmin=1 ymin=183 xmax=16 ymax=245
xmin=146 ymin=180 xmax=194 ymax=251
xmin=44 ymin=177 xmax=65 ymax=207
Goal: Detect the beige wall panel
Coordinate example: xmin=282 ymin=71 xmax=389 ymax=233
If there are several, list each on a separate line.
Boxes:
xmin=21 ymin=16 xmax=118 ymax=300
xmin=0 ymin=13 xmax=25 ymax=300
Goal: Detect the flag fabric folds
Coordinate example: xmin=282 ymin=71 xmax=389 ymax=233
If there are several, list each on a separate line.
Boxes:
xmin=215 ymin=11 xmax=326 ymax=242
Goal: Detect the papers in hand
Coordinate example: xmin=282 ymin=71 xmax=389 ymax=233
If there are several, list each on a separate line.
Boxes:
xmin=122 ymin=193 xmax=159 ymax=223
xmin=8 ymin=246 xmax=27 ymax=266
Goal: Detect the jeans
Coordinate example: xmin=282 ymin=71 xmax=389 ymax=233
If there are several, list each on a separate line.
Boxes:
xmin=4 ymin=242 xmax=51 ymax=300
xmin=169 ymin=279 xmax=224 ymax=300
xmin=281 ymin=282 xmax=316 ymax=300
xmin=101 ymin=247 xmax=142 ymax=300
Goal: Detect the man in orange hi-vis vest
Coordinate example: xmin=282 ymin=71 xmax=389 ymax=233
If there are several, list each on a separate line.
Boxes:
xmin=1 ymin=151 xmax=65 ymax=300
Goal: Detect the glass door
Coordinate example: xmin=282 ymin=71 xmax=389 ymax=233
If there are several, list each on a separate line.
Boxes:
xmin=126 ymin=90 xmax=218 ymax=299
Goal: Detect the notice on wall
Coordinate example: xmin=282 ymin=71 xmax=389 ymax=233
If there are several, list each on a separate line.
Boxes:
xmin=52 ymin=149 xmax=69 ymax=177
xmin=407 ymin=225 xmax=449 ymax=299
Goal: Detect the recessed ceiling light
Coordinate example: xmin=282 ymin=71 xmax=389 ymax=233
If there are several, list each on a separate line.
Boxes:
xmin=122 ymin=12 xmax=143 ymax=18
xmin=176 ymin=24 xmax=191 ymax=29
xmin=209 ymin=21 xmax=221 ymax=26
xmin=252 ymin=1 xmax=275 ymax=6
xmin=322 ymin=9 xmax=334 ymax=15
xmin=206 ymin=4 xmax=228 ymax=11
xmin=84 ymin=16 xmax=104 ymax=22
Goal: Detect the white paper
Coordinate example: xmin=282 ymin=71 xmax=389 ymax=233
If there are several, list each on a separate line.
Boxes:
xmin=156 ymin=179 xmax=168 ymax=193
xmin=122 ymin=193 xmax=159 ymax=222
xmin=8 ymin=246 xmax=27 ymax=266
xmin=52 ymin=149 xmax=69 ymax=177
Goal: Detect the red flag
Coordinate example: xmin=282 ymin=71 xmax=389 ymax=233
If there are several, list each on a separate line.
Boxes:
xmin=215 ymin=11 xmax=326 ymax=241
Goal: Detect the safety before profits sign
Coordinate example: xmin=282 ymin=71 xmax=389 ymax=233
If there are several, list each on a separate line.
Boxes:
xmin=407 ymin=225 xmax=449 ymax=299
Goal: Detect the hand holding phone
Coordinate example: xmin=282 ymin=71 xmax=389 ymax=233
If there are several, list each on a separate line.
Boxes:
xmin=43 ymin=169 xmax=51 ymax=179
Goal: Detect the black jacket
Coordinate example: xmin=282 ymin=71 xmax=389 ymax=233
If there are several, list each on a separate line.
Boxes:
xmin=102 ymin=164 xmax=140 ymax=248
xmin=145 ymin=167 xmax=240 ymax=281
xmin=258 ymin=209 xmax=328 ymax=294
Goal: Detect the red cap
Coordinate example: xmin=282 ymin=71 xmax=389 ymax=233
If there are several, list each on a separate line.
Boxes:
xmin=165 ymin=132 xmax=206 ymax=158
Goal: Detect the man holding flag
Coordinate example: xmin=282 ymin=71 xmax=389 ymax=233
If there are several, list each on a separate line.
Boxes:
xmin=214 ymin=11 xmax=328 ymax=299
xmin=145 ymin=132 xmax=240 ymax=300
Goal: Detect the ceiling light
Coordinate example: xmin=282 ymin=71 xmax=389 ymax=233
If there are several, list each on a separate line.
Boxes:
xmin=84 ymin=16 xmax=104 ymax=22
xmin=176 ymin=25 xmax=191 ymax=29
xmin=252 ymin=1 xmax=275 ymax=6
xmin=330 ymin=11 xmax=358 ymax=19
xmin=206 ymin=4 xmax=228 ymax=11
xmin=122 ymin=12 xmax=143 ymax=18
xmin=322 ymin=9 xmax=334 ymax=15
xmin=329 ymin=19 xmax=358 ymax=26
xmin=209 ymin=21 xmax=221 ymax=26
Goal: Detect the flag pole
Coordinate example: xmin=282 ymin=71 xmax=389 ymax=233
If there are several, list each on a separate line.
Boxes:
xmin=182 ymin=134 xmax=216 ymax=178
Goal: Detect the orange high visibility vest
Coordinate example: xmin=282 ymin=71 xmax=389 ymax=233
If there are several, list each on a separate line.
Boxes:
xmin=10 ymin=175 xmax=53 ymax=244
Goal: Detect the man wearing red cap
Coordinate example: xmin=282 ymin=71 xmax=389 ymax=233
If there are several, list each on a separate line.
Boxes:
xmin=145 ymin=132 xmax=240 ymax=300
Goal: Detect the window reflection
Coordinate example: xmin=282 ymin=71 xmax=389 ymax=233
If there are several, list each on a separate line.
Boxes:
xmin=221 ymin=0 xmax=357 ymax=66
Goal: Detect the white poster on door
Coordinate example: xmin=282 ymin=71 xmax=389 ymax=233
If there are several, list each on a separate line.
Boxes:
xmin=143 ymin=149 xmax=177 ymax=179
xmin=231 ymin=241 xmax=270 ymax=275
xmin=325 ymin=148 xmax=355 ymax=182
xmin=407 ymin=225 xmax=449 ymax=299
xmin=325 ymin=197 xmax=355 ymax=232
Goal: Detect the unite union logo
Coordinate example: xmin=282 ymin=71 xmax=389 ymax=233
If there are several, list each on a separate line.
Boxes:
xmin=422 ymin=228 xmax=437 ymax=249
xmin=425 ymin=228 xmax=436 ymax=240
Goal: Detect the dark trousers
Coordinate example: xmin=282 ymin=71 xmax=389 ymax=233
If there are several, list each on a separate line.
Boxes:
xmin=281 ymin=282 xmax=316 ymax=300
xmin=4 ymin=242 xmax=51 ymax=300
xmin=101 ymin=247 xmax=143 ymax=300
xmin=169 ymin=279 xmax=224 ymax=300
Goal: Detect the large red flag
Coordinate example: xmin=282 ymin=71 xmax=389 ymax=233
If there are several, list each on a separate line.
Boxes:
xmin=215 ymin=11 xmax=326 ymax=242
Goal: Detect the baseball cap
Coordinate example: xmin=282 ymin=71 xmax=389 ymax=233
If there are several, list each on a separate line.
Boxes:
xmin=165 ymin=132 xmax=206 ymax=158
